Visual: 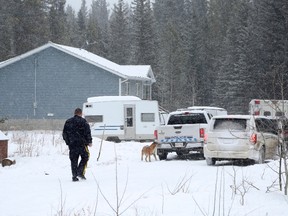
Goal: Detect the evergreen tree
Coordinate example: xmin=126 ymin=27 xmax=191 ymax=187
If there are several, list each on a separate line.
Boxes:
xmin=0 ymin=0 xmax=16 ymax=60
xmin=182 ymin=0 xmax=211 ymax=107
xmin=77 ymin=0 xmax=88 ymax=47
xmin=48 ymin=0 xmax=67 ymax=44
xmin=65 ymin=5 xmax=78 ymax=45
xmin=86 ymin=0 xmax=109 ymax=57
xmin=153 ymin=0 xmax=186 ymax=111
xmin=108 ymin=0 xmax=131 ymax=64
xmin=10 ymin=0 xmax=49 ymax=55
xmin=252 ymin=0 xmax=288 ymax=100
xmin=131 ymin=0 xmax=156 ymax=65
xmin=96 ymin=0 xmax=110 ymax=58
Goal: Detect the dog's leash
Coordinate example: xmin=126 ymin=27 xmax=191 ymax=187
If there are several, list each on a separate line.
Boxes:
xmin=97 ymin=124 xmax=106 ymax=161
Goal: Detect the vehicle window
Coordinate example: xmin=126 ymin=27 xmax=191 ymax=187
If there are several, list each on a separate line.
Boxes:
xmin=85 ymin=115 xmax=103 ymax=123
xmin=167 ymin=113 xmax=207 ymax=125
xmin=263 ymin=111 xmax=271 ymax=116
xmin=276 ymin=111 xmax=284 ymax=117
xmin=255 ymin=118 xmax=278 ymax=134
xmin=213 ymin=118 xmax=247 ymax=131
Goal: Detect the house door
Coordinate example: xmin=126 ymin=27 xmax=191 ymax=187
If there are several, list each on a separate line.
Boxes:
xmin=124 ymin=105 xmax=136 ymax=139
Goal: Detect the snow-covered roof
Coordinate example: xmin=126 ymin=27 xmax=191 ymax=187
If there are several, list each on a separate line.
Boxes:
xmin=0 ymin=42 xmax=155 ymax=83
xmin=0 ymin=130 xmax=9 ymax=140
xmin=87 ymin=96 xmax=141 ymax=103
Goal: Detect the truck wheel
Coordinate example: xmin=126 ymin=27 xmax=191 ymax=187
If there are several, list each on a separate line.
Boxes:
xmin=206 ymin=157 xmax=216 ymax=165
xmin=158 ymin=153 xmax=168 ymax=160
xmin=256 ymin=146 xmax=265 ymax=164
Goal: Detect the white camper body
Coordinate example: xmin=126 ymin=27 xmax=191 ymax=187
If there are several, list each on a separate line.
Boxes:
xmin=187 ymin=106 xmax=227 ymax=117
xmin=83 ymin=96 xmax=162 ymax=142
xmin=177 ymin=106 xmax=228 ymax=119
xmin=249 ymin=99 xmax=288 ymax=118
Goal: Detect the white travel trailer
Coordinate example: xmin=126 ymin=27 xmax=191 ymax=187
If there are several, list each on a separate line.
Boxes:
xmin=249 ymin=99 xmax=288 ymax=118
xmin=83 ymin=96 xmax=164 ymax=142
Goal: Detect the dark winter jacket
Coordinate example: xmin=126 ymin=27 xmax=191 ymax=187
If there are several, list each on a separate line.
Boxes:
xmin=62 ymin=115 xmax=92 ymax=149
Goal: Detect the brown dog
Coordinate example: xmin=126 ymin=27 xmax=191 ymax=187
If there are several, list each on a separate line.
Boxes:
xmin=141 ymin=142 xmax=158 ymax=162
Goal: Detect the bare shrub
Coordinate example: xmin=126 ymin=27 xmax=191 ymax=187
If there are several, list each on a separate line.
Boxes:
xmin=166 ymin=172 xmax=193 ymax=195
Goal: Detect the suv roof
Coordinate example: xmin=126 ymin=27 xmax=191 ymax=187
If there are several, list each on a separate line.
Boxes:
xmin=211 ymin=114 xmax=273 ymax=120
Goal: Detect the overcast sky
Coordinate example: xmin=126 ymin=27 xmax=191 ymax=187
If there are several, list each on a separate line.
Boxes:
xmin=66 ymin=0 xmax=129 ymax=12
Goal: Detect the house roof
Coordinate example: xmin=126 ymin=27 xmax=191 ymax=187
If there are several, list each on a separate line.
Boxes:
xmin=0 ymin=130 xmax=9 ymax=140
xmin=0 ymin=42 xmax=156 ymax=83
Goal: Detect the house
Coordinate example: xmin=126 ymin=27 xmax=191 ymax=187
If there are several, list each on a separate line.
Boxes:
xmin=0 ymin=42 xmax=156 ymax=120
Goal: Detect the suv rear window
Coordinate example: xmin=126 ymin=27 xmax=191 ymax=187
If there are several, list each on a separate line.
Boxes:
xmin=213 ymin=118 xmax=247 ymax=131
xmin=167 ymin=113 xmax=207 ymax=125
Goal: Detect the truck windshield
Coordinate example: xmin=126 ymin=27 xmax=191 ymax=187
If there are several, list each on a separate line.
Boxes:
xmin=167 ymin=113 xmax=207 ymax=125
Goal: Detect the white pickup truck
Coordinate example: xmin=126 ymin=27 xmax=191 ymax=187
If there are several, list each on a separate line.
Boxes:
xmin=154 ymin=109 xmax=211 ymax=160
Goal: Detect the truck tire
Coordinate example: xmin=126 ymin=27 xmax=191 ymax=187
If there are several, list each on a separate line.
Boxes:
xmin=206 ymin=157 xmax=216 ymax=165
xmin=158 ymin=153 xmax=168 ymax=160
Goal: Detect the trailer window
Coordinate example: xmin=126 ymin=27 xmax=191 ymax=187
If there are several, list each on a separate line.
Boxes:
xmin=141 ymin=113 xmax=155 ymax=122
xmin=85 ymin=115 xmax=103 ymax=123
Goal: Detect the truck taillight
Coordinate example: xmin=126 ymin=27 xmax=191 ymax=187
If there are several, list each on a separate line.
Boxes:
xmin=154 ymin=130 xmax=158 ymax=140
xmin=255 ymin=100 xmax=260 ymax=104
xmin=250 ymin=133 xmax=257 ymax=144
xmin=199 ymin=128 xmax=205 ymax=138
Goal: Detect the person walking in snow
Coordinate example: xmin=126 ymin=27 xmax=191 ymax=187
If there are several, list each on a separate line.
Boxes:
xmin=62 ymin=108 xmax=92 ymax=182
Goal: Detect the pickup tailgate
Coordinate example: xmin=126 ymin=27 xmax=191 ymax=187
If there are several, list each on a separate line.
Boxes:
xmin=156 ymin=124 xmax=206 ymax=143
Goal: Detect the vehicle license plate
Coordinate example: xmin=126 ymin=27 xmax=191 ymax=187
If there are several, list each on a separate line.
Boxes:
xmin=175 ymin=143 xmax=183 ymax=147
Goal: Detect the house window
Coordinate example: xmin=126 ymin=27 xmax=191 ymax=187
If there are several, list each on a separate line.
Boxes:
xmin=143 ymin=84 xmax=150 ymax=100
xmin=125 ymin=82 xmax=130 ymax=95
xmin=136 ymin=83 xmax=140 ymax=96
xmin=141 ymin=113 xmax=155 ymax=122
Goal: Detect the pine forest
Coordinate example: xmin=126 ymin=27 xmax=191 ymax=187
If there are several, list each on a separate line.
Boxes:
xmin=1 ymin=0 xmax=288 ymax=113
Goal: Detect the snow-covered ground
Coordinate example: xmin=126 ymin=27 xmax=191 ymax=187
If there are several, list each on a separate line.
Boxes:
xmin=1 ymin=130 xmax=288 ymax=216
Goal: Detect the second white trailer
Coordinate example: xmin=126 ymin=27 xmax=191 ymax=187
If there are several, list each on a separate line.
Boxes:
xmin=83 ymin=96 xmax=163 ymax=142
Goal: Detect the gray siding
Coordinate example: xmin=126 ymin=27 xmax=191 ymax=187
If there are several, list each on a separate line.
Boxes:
xmin=0 ymin=47 xmax=120 ymax=119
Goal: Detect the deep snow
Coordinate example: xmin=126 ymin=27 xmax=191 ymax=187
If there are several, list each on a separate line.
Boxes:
xmin=0 ymin=130 xmax=288 ymax=216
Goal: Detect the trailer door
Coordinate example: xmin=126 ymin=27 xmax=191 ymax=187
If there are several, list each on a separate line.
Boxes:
xmin=124 ymin=105 xmax=136 ymax=139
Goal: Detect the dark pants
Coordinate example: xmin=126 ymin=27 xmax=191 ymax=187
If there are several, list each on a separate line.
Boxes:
xmin=69 ymin=145 xmax=90 ymax=178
